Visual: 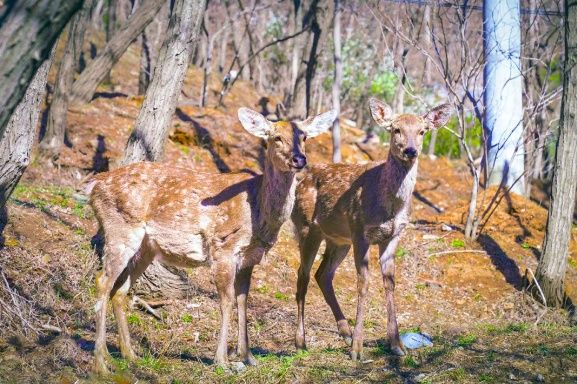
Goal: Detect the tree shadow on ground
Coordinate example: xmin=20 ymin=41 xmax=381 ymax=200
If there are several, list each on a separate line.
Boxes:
xmin=175 ymin=108 xmax=231 ymax=173
xmin=478 ymin=233 xmax=523 ymax=290
xmin=92 ymin=91 xmax=128 ymax=100
xmin=92 ymin=134 xmax=109 ymax=172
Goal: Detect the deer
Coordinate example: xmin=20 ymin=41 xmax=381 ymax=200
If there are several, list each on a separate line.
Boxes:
xmin=88 ymin=107 xmax=336 ymax=373
xmin=291 ymin=98 xmax=451 ymax=360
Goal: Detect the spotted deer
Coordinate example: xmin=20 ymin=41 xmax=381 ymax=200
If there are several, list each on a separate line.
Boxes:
xmin=292 ymin=98 xmax=451 ymax=360
xmin=89 ymin=108 xmax=335 ymax=373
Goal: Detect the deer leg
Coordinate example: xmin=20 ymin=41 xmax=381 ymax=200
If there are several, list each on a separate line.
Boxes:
xmin=94 ymin=259 xmax=131 ymax=372
xmin=110 ymin=248 xmax=154 ymax=361
xmin=295 ymin=228 xmax=322 ymax=350
xmin=314 ymin=241 xmax=352 ymax=346
xmin=379 ymin=237 xmax=404 ymax=356
xmin=110 ymin=270 xmax=136 ymax=361
xmin=213 ymin=261 xmax=236 ymax=367
xmin=94 ymin=230 xmax=145 ymax=373
xmin=235 ymin=265 xmax=256 ymax=366
xmin=350 ymin=236 xmax=370 ymax=361
xmin=94 ymin=269 xmax=114 ymax=374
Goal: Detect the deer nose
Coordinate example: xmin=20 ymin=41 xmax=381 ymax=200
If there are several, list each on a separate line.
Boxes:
xmin=292 ymin=154 xmax=307 ymax=169
xmin=403 ymin=147 xmax=418 ymax=159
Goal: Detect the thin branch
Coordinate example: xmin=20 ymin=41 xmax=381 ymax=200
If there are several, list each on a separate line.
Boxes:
xmin=219 ymin=26 xmax=311 ymax=104
xmin=427 ymin=250 xmax=487 ymax=257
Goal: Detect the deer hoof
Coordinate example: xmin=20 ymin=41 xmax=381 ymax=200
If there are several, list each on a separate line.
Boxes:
xmin=350 ymin=350 xmax=363 ymax=361
xmin=94 ymin=356 xmax=111 ymax=375
xmin=295 ymin=339 xmax=307 ymax=351
xmin=391 ymin=345 xmax=405 ymax=356
xmin=244 ymin=352 xmax=257 ymax=366
xmin=343 ymin=336 xmax=353 ymax=347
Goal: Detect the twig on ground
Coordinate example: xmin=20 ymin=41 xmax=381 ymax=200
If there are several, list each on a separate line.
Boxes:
xmin=41 ymin=323 xmax=62 ymax=333
xmin=1 ymin=270 xmax=38 ymax=335
xmin=132 ymin=295 xmax=162 ymax=320
xmin=427 ymin=250 xmax=487 ymax=257
xmin=526 ymin=268 xmax=547 ymax=326
xmin=409 ymin=232 xmax=452 ymax=252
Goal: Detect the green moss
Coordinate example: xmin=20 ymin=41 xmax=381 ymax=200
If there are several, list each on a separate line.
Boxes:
xmin=451 ymin=239 xmax=465 ymax=248
xmin=274 ymin=291 xmax=290 ymax=301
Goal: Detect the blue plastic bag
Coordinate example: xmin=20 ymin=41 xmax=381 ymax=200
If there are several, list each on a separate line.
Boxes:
xmin=400 ymin=332 xmax=433 ymax=349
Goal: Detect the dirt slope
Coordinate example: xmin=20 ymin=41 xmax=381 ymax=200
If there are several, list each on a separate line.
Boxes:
xmin=0 ymin=45 xmax=576 ymax=383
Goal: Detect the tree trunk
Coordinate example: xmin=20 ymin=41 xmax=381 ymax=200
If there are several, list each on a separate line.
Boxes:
xmin=200 ymin=20 xmax=212 ymax=107
xmin=0 ymin=0 xmax=83 ymax=141
xmin=483 ymin=0 xmax=525 ymax=194
xmin=123 ymin=0 xmax=205 ymax=164
xmin=532 ymin=0 xmax=577 ymax=308
xmin=121 ymin=0 xmax=206 ymax=298
xmin=218 ymin=26 xmax=229 ymax=74
xmin=331 ymin=0 xmax=342 ymax=163
xmin=39 ymin=0 xmax=94 ymax=156
xmin=138 ymin=31 xmax=152 ymax=94
xmin=0 ymin=53 xmax=54 ymax=210
xmin=71 ymin=0 xmax=165 ymax=103
xmin=290 ymin=0 xmax=332 ymax=119
xmin=104 ymin=0 xmax=118 ymax=85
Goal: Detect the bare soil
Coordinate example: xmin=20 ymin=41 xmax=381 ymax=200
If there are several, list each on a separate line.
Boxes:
xmin=0 ymin=44 xmax=576 ymax=384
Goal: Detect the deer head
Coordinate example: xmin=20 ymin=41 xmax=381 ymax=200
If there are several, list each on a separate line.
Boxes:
xmin=238 ymin=108 xmax=336 ymax=172
xmin=369 ymin=98 xmax=451 ymax=163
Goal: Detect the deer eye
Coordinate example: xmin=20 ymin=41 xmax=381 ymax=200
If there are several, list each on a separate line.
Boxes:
xmin=274 ymin=136 xmax=283 ymax=143
xmin=419 ymin=130 xmax=425 ymax=136
xmin=393 ymin=128 xmax=401 ymax=135
xmin=303 ymin=135 xmax=307 ymax=142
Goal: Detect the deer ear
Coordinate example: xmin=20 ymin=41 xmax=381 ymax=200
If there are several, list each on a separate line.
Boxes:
xmin=369 ymin=98 xmax=393 ymax=130
xmin=298 ymin=110 xmax=337 ymax=138
xmin=423 ymin=103 xmax=451 ymax=130
xmin=238 ymin=108 xmax=272 ymax=138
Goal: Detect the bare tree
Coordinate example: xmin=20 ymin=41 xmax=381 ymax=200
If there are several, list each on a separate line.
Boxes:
xmin=71 ymin=0 xmax=165 ymax=103
xmin=483 ymin=0 xmax=525 ymax=195
xmin=331 ymin=0 xmax=343 ymax=163
xmin=122 ymin=0 xmax=205 ymax=164
xmin=0 ymin=53 xmax=54 ymax=210
xmin=289 ymin=0 xmax=333 ymax=119
xmin=0 ymin=0 xmax=83 ymax=140
xmin=531 ymin=0 xmax=577 ymax=308
xmin=39 ymin=0 xmax=95 ymax=156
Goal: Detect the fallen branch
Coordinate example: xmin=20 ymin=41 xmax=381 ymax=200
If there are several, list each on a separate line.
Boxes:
xmin=427 ymin=250 xmax=487 ymax=257
xmin=526 ymin=268 xmax=547 ymax=326
xmin=132 ymin=295 xmax=162 ymax=320
xmin=41 ymin=323 xmax=62 ymax=333
xmin=1 ymin=270 xmax=38 ymax=335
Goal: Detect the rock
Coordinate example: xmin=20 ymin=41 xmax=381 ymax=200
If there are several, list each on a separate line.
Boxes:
xmin=361 ymin=359 xmax=374 ymax=364
xmin=536 ymin=373 xmax=544 ymax=382
xmin=230 ymin=361 xmax=246 ymax=374
xmin=509 ymin=373 xmax=516 ymax=380
xmin=441 ymin=224 xmax=453 ymax=231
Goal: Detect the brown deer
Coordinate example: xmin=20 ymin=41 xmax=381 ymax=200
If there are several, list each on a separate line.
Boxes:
xmin=89 ymin=108 xmax=335 ymax=373
xmin=292 ymin=98 xmax=451 ymax=360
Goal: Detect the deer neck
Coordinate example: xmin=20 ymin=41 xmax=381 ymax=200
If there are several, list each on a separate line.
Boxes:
xmin=380 ymin=152 xmax=418 ymax=202
xmin=256 ymin=159 xmax=297 ymax=247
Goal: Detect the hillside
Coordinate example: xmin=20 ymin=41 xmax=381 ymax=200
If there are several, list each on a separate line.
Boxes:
xmin=0 ymin=48 xmax=576 ymax=383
